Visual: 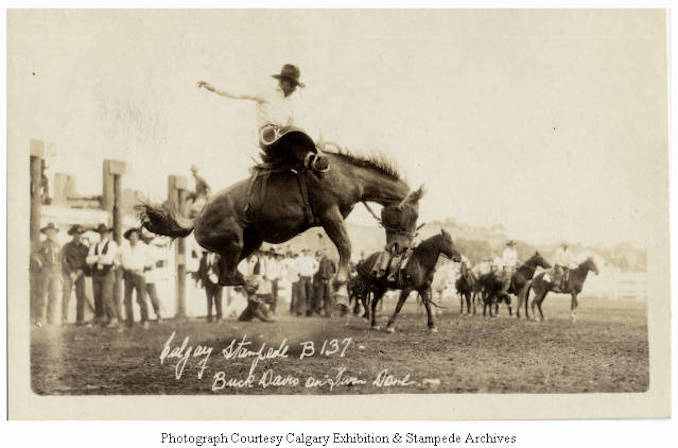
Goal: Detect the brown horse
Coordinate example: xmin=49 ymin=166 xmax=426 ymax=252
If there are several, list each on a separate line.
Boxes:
xmin=510 ymin=251 xmax=552 ymax=319
xmin=355 ymin=229 xmax=462 ymax=333
xmin=455 ymin=261 xmax=477 ymax=315
xmin=524 ymin=257 xmax=599 ymax=322
xmin=138 ymin=150 xmax=424 ymax=302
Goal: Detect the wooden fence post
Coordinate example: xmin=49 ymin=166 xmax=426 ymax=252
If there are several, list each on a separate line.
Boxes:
xmin=104 ymin=159 xmax=127 ymax=319
xmin=168 ymin=175 xmax=188 ymax=319
xmin=29 ymin=139 xmax=45 ymax=245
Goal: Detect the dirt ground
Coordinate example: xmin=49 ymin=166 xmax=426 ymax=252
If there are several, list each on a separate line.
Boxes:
xmin=30 ymin=296 xmax=648 ymax=395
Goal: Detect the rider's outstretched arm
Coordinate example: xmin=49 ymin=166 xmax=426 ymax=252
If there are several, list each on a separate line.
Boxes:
xmin=196 ymin=81 xmax=265 ymax=103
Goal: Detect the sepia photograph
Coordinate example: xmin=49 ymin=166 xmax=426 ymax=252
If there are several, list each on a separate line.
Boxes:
xmin=6 ymin=8 xmax=670 ymax=419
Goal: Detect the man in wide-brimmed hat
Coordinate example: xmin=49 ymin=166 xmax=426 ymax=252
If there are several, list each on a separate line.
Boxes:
xmin=197 ymin=64 xmax=330 ymax=177
xmin=120 ymin=228 xmax=151 ymax=328
xmin=31 ymin=222 xmax=61 ymax=326
xmin=61 ymin=224 xmax=90 ymax=326
xmin=86 ymin=223 xmax=120 ymax=327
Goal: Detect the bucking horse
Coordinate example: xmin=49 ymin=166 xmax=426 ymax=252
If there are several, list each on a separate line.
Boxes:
xmin=138 ymin=147 xmax=424 ymax=305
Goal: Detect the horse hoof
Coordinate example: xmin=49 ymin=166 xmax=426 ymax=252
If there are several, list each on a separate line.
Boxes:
xmin=386 ymin=327 xmax=395 ymax=333
xmin=429 ymin=327 xmax=438 ymax=333
xmin=372 ymin=325 xmax=381 ymax=331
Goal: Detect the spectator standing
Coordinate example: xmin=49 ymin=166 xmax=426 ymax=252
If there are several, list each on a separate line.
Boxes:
xmin=198 ymin=251 xmax=223 ymax=322
xmin=31 ymin=222 xmax=61 ymax=326
xmin=298 ymin=248 xmax=319 ymax=316
xmin=87 ymin=224 xmax=120 ymax=328
xmin=61 ymin=224 xmax=90 ymax=325
xmin=120 ymin=228 xmax=150 ymax=328
xmin=313 ymin=249 xmax=337 ymax=316
xmin=141 ymin=231 xmax=163 ymax=322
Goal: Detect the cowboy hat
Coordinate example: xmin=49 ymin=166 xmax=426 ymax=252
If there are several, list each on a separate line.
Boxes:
xmin=123 ymin=227 xmax=142 ymax=240
xmin=271 ymin=64 xmax=305 ymax=88
xmin=506 ymin=240 xmax=516 ymax=246
xmin=67 ymin=224 xmax=86 ymax=235
xmin=94 ymin=223 xmax=113 ymax=234
xmin=40 ymin=222 xmax=59 ymax=234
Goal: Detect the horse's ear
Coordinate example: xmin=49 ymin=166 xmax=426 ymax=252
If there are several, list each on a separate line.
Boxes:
xmin=411 ymin=184 xmax=426 ymax=203
xmin=401 ymin=185 xmax=426 ymax=207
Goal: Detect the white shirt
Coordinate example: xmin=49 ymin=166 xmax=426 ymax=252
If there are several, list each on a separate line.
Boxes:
xmin=297 ymin=255 xmax=319 ymax=277
xmin=283 ymin=257 xmax=300 ymax=282
xmin=144 ymin=244 xmax=161 ymax=283
xmin=86 ymin=238 xmax=118 ymax=267
xmin=554 ymin=247 xmax=577 ymax=268
xmin=256 ymin=84 xmax=297 ymax=129
xmin=121 ymin=242 xmax=148 ymax=271
xmin=264 ymin=256 xmax=281 ymax=280
xmin=502 ymin=247 xmax=518 ymax=269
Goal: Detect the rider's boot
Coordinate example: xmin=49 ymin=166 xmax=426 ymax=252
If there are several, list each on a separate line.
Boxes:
xmin=304 ymin=153 xmax=330 ymax=178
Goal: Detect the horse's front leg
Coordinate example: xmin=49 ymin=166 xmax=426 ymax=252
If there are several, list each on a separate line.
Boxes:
xmin=370 ymin=289 xmax=385 ymax=329
xmin=319 ymin=208 xmax=351 ymax=305
xmin=385 ymin=288 xmax=412 ymax=333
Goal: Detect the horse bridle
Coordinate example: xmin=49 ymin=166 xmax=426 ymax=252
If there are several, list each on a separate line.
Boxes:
xmin=361 ymin=201 xmax=425 ymax=239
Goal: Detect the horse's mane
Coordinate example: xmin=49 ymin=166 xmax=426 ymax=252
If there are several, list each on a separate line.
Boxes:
xmin=322 ymin=144 xmax=401 ymax=180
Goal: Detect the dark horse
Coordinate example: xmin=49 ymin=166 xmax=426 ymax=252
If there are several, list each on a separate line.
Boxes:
xmin=525 ymin=257 xmax=599 ymax=322
xmin=455 ymin=261 xmax=477 ymax=315
xmin=348 ymin=274 xmax=371 ymax=319
xmin=476 ymin=272 xmax=510 ymax=317
xmin=355 ymin=229 xmax=462 ymax=332
xmin=139 ymin=150 xmax=424 ymax=302
xmin=510 ymin=252 xmax=552 ymax=319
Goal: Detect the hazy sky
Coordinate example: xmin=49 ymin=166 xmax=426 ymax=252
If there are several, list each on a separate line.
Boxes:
xmin=8 ymin=9 xmax=667 ymax=247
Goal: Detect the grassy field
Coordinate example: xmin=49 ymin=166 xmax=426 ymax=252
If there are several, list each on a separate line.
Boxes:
xmin=30 ymin=295 xmax=648 ymax=395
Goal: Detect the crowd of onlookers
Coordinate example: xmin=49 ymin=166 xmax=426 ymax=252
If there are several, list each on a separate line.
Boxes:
xmin=29 ymin=220 xmax=340 ymax=328
xmin=195 ymin=246 xmax=338 ymax=323
xmin=30 ymin=222 xmax=166 ymax=329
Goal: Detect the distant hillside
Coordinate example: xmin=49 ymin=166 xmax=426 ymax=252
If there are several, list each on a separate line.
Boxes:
xmin=267 ymin=217 xmax=646 ymax=273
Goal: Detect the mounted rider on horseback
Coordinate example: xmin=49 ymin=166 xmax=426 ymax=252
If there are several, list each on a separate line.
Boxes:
xmin=552 ymin=241 xmax=576 ymax=291
xmin=197 ymin=64 xmax=329 ymax=177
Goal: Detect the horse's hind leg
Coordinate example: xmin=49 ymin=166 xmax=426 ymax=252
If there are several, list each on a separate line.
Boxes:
xmin=416 ymin=288 xmax=437 ymax=332
xmin=386 ymin=288 xmax=413 ymax=333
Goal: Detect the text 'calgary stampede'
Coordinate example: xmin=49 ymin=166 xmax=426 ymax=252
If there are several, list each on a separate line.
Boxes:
xmin=159 ymin=332 xmax=416 ymax=392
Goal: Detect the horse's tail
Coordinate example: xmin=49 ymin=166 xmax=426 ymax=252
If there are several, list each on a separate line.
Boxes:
xmin=136 ymin=202 xmax=195 ymax=239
